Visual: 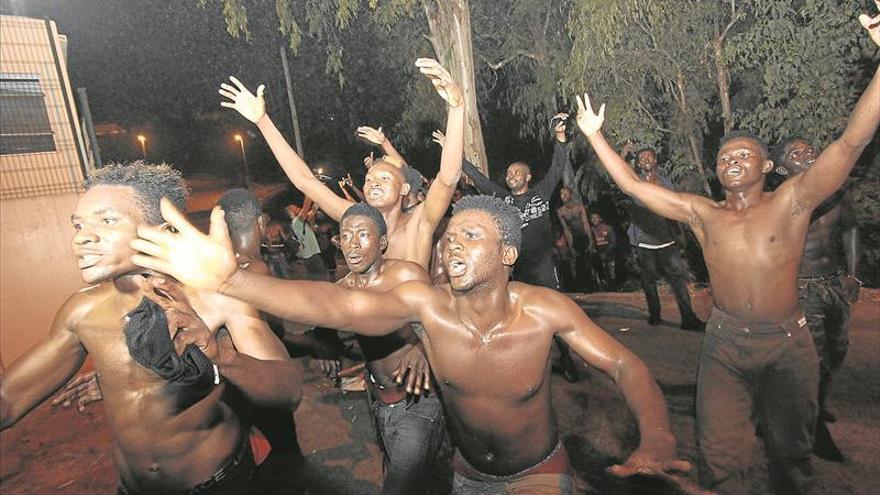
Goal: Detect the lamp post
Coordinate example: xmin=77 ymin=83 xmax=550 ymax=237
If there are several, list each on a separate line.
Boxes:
xmin=234 ymin=134 xmax=250 ymax=186
xmin=136 ymin=134 xmax=147 ymax=159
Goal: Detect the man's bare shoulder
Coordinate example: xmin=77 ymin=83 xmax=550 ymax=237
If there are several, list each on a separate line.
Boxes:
xmin=59 ymin=282 xmax=117 ymax=332
xmin=383 ymin=259 xmax=431 ymax=284
xmin=510 ymin=282 xmax=577 ymax=322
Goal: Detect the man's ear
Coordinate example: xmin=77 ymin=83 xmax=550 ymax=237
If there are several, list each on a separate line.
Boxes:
xmin=761 ymin=159 xmax=774 ymax=175
xmin=379 ymin=235 xmax=388 ymax=253
xmin=501 ymin=245 xmax=519 ymax=267
xmin=525 ymin=173 xmax=532 ymax=184
xmin=399 ymin=183 xmax=411 ymax=197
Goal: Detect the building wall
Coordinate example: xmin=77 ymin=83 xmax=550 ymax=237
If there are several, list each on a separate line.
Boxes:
xmin=1 ymin=16 xmax=87 ymax=367
xmin=0 ymin=15 xmax=87 ymax=199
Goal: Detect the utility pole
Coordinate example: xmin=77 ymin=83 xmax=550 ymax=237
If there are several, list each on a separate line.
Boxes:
xmin=76 ymin=87 xmax=102 ymax=168
xmin=280 ymin=45 xmax=304 ymax=158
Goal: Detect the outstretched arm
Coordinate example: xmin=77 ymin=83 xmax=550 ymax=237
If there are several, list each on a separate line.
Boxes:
xmin=786 ymin=12 xmax=880 ymax=208
xmin=575 ymin=94 xmax=710 ymax=224
xmin=1 ymin=298 xmax=87 ymax=429
xmin=552 ymin=292 xmax=689 ymax=478
xmin=533 ymin=113 xmax=572 ymax=200
xmin=219 ymin=77 xmax=354 ymax=221
xmin=131 ymin=199 xmax=421 ymax=336
xmin=413 ymin=59 xmax=466 ymax=266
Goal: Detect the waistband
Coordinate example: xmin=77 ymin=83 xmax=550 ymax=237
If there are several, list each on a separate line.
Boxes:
xmin=365 ymin=370 xmax=409 ymax=406
xmin=452 ymin=441 xmax=570 ymax=483
xmin=119 ymin=435 xmax=253 ymax=495
xmin=797 ymin=271 xmax=845 ymax=285
xmin=708 ymin=306 xmax=807 ymax=335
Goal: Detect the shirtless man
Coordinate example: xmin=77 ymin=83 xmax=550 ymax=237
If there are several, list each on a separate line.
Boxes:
xmin=573 ymin=12 xmax=880 ymax=492
xmin=0 ymin=164 xmax=300 ymax=494
xmin=557 ymin=186 xmax=595 ymax=291
xmin=132 ymin=195 xmax=692 ymax=495
xmin=774 ymin=138 xmax=862 ymax=462
xmin=321 ymin=203 xmax=443 ymax=494
xmin=219 ymin=58 xmax=464 ymax=269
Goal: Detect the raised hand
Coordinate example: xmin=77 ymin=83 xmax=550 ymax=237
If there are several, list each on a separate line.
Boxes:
xmin=431 ymin=129 xmax=446 ymax=148
xmin=363 ymin=152 xmax=375 ymax=169
xmin=356 ymin=126 xmax=387 ymax=146
xmin=131 ymin=199 xmax=238 ymax=293
xmin=52 ymin=371 xmax=102 ymax=412
xmin=392 ymin=345 xmax=431 ymax=395
xmin=219 ymin=76 xmax=266 ymax=124
xmin=860 ymin=1 xmax=880 ymax=47
xmin=575 ymin=93 xmax=606 ymax=138
xmin=416 ymin=58 xmax=463 ymax=108
xmin=552 ymin=112 xmax=569 ymax=143
xmin=607 ymin=434 xmax=699 ymax=493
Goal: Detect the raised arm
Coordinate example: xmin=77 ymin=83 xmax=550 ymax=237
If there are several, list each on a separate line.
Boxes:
xmin=575 ymin=93 xmax=710 ymax=224
xmin=533 ymin=114 xmax=571 ymax=200
xmin=412 ymin=59 xmax=466 ymax=265
xmin=1 ymin=297 xmax=87 ymax=429
xmin=131 ymin=200 xmax=421 ymax=337
xmin=462 ymin=159 xmax=507 ymax=196
xmin=356 ymin=126 xmax=408 ymax=166
xmin=220 ymin=77 xmax=353 ymax=220
xmin=785 ymin=14 xmax=880 ymax=208
xmin=551 ymin=291 xmax=690 ymax=478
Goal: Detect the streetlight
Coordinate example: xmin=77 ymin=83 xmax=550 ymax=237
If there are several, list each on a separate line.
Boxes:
xmin=136 ymin=134 xmax=147 ymax=159
xmin=234 ymin=134 xmax=250 ymax=186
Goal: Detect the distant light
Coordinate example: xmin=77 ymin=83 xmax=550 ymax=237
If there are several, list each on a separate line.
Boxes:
xmin=234 ymin=134 xmax=243 ymax=142
xmin=316 ymin=168 xmax=323 ymax=175
xmin=136 ymin=134 xmax=146 ymax=144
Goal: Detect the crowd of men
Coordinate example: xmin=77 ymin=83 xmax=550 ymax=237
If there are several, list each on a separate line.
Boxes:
xmin=0 ymin=9 xmax=877 ymax=495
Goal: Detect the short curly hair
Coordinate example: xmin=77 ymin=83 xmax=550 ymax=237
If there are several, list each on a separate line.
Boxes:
xmin=341 ymin=203 xmax=387 ymax=237
xmin=84 ymin=161 xmax=187 ymax=225
xmin=402 ymin=165 xmax=425 ymax=193
xmin=218 ymin=188 xmax=262 ymax=237
xmin=453 ymin=195 xmax=522 ymax=250
xmin=719 ymin=130 xmax=769 ymax=160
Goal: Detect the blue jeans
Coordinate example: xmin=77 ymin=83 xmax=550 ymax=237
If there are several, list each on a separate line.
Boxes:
xmin=697 ymin=307 xmax=819 ymax=494
xmin=370 ymin=392 xmax=446 ymax=495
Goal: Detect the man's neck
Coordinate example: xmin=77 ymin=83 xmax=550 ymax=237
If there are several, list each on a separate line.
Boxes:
xmin=453 ymin=275 xmax=514 ymax=334
xmin=378 ymin=201 xmax=407 ymax=235
xmin=348 ymin=257 xmax=386 ymax=288
xmin=723 ymin=184 xmax=766 ymax=211
xmin=641 ymin=170 xmax=659 ymax=184
xmin=510 ymin=185 xmax=529 ymax=196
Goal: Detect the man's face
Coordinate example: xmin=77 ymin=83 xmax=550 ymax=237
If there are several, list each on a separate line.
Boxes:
xmin=637 ymin=150 xmax=657 ymax=173
xmin=70 ymin=185 xmax=145 ymax=284
xmin=782 ymin=139 xmax=816 ymax=176
xmin=363 ymin=162 xmax=407 ymax=209
xmin=560 ymin=188 xmax=572 ymax=203
xmin=590 ymin=213 xmax=601 ymax=226
xmin=715 ymin=137 xmax=772 ymax=192
xmin=505 ymin=163 xmax=531 ymax=192
xmin=443 ymin=210 xmax=513 ymax=291
xmin=339 ymin=215 xmax=385 ymax=275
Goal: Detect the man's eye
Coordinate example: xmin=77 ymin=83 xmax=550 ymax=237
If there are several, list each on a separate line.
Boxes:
xmin=103 ymin=218 xmax=118 ymax=225
xmin=73 ymin=223 xmax=83 ymax=231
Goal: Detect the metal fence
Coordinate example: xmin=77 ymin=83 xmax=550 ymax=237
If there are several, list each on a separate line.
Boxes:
xmin=0 ymin=15 xmax=86 ymax=199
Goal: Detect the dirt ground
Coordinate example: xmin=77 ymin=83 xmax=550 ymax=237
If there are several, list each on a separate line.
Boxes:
xmin=1 ymin=287 xmax=877 ymax=494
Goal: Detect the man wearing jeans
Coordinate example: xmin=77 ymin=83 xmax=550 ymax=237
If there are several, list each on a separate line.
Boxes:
xmin=626 ymin=148 xmax=704 ymax=331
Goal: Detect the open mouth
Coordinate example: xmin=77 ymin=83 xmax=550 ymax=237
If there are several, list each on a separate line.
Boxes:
xmin=368 ymin=187 xmax=383 ymax=200
xmin=346 ymin=253 xmax=363 ymax=265
xmin=725 ymin=165 xmax=742 ymax=178
xmin=77 ymin=253 xmax=102 ymax=269
xmin=447 ymin=258 xmax=467 ymax=277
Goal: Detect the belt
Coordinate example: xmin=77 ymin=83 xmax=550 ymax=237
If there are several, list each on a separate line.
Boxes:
xmin=365 ymin=371 xmax=409 ymax=406
xmin=452 ymin=441 xmax=570 ymax=482
xmin=708 ymin=306 xmax=807 ymax=335
xmin=797 ymin=271 xmax=845 ymax=285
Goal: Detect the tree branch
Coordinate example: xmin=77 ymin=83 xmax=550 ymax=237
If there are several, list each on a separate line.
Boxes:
xmin=486 ymin=50 xmax=539 ymax=70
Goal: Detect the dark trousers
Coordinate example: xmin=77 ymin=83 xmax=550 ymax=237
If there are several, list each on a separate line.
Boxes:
xmin=798 ymin=274 xmax=851 ymax=410
xmin=635 ymin=245 xmax=696 ymax=321
xmin=697 ymin=307 xmax=819 ymax=494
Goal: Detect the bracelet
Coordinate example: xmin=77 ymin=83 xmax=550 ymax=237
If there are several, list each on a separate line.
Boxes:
xmin=848 ymin=274 xmax=864 ymax=287
xmin=212 ymin=363 xmax=221 ymax=385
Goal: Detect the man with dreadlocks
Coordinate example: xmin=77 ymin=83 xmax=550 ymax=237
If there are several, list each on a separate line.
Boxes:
xmin=133 ymin=194 xmax=692 ymax=495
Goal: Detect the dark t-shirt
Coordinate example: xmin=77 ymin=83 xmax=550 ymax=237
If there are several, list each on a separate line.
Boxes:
xmin=627 ymin=174 xmax=675 ymax=246
xmin=462 ymin=142 xmax=570 ymax=268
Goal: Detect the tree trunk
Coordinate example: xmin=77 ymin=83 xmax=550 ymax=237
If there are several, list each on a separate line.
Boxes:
xmin=423 ymin=0 xmax=489 ymax=175
xmin=713 ymin=37 xmax=733 ymax=135
xmin=672 ymin=73 xmax=712 ymax=197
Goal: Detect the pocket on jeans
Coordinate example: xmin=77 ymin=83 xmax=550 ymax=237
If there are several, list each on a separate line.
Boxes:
xmin=404 ymin=397 xmax=442 ymax=421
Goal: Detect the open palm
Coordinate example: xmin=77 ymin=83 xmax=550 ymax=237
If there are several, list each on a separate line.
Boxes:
xmin=575 ymin=93 xmax=606 ymax=137
xmin=219 ymin=76 xmax=266 ymax=124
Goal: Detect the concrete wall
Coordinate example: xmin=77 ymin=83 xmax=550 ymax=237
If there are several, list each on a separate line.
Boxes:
xmin=0 ymin=193 xmax=83 ymax=368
